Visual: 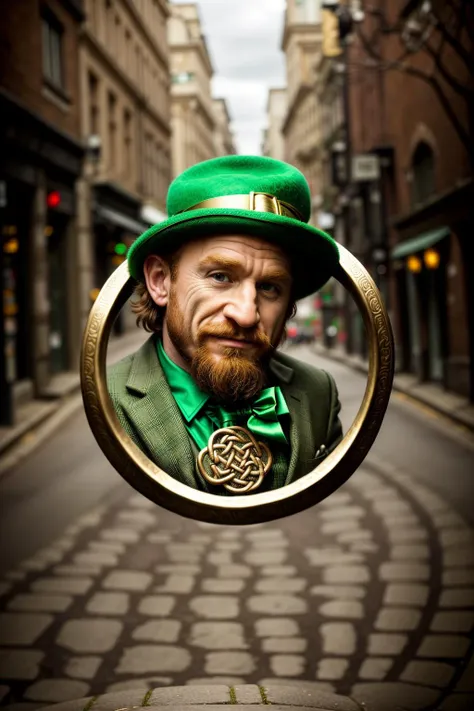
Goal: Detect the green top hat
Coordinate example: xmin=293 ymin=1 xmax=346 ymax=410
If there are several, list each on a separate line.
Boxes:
xmin=128 ymin=155 xmax=339 ymax=300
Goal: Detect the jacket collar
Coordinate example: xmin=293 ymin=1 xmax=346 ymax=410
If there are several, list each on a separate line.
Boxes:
xmin=125 ymin=337 xmax=196 ymax=484
xmin=270 ymin=352 xmax=314 ymax=482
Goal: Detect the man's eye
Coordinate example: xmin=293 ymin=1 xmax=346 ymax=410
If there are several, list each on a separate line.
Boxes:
xmin=210 ymin=272 xmax=230 ymax=283
xmin=259 ymin=282 xmax=280 ymax=295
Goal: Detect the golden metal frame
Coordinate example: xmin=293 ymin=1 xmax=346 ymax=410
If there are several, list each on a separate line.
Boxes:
xmin=80 ymin=243 xmax=394 ymax=525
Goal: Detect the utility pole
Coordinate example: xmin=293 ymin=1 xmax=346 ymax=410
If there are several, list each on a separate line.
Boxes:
xmin=340 ymin=30 xmax=354 ymax=355
xmin=322 ymin=0 xmax=356 ymax=354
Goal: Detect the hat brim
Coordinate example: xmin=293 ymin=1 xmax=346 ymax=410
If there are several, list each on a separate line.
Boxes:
xmin=128 ymin=208 xmax=339 ymax=301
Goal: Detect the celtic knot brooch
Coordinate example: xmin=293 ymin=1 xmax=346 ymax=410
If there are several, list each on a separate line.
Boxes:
xmin=197 ymin=426 xmax=272 ymax=494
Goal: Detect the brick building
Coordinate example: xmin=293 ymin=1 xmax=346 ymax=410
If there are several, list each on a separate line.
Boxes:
xmin=0 ymin=0 xmax=173 ymax=427
xmin=322 ymin=0 xmax=473 ymax=400
xmin=79 ymin=0 xmax=171 ymax=337
xmin=0 ymin=0 xmax=85 ymax=423
xmin=379 ymin=1 xmax=473 ymax=400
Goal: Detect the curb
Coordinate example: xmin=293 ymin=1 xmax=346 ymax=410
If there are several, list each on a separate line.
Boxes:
xmin=0 ymin=331 xmax=147 ymax=477
xmin=9 ymin=684 xmax=361 ymax=711
xmin=311 ymin=344 xmax=474 ymax=436
xmin=0 ymin=392 xmax=84 ymax=478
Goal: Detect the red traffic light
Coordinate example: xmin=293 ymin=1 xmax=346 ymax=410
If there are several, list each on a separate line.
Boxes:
xmin=47 ymin=191 xmax=61 ymax=208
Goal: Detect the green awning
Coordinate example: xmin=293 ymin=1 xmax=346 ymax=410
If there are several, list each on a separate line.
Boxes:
xmin=391 ymin=226 xmax=450 ymax=259
xmin=96 ymin=206 xmax=147 ymax=235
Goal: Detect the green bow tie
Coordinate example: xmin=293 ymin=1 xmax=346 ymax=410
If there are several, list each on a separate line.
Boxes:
xmin=207 ymin=386 xmax=289 ymax=444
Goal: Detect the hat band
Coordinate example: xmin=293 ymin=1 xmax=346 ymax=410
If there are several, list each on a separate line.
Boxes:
xmin=180 ymin=192 xmax=305 ymax=222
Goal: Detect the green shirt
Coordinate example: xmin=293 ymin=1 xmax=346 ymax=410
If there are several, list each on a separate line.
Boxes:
xmin=156 ymin=337 xmax=290 ymax=453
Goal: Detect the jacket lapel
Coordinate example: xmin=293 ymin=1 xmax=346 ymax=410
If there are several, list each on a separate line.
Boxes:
xmin=121 ymin=342 xmax=316 ymax=489
xmin=123 ymin=338 xmax=196 ymax=485
xmin=269 ymin=356 xmax=316 ymax=484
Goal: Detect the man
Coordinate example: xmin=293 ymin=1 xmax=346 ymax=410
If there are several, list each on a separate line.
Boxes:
xmin=108 ymin=155 xmax=343 ymax=495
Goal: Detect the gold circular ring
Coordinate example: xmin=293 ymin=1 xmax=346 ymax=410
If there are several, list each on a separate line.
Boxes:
xmin=80 ymin=244 xmax=394 ymax=525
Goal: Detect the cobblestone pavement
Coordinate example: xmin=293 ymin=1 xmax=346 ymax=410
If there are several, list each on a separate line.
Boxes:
xmin=1 ymin=456 xmax=474 ymax=711
xmin=21 ymin=683 xmax=364 ymax=711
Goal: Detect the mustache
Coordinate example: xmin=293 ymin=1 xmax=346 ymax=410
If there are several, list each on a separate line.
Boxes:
xmin=198 ymin=325 xmax=272 ymax=347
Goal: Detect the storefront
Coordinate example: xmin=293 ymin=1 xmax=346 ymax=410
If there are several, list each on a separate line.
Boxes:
xmin=0 ymin=90 xmax=84 ymax=422
xmin=392 ymin=227 xmax=449 ymax=383
xmin=92 ymin=183 xmax=148 ymax=334
xmin=390 ymin=178 xmax=474 ymax=400
xmin=45 ymin=191 xmax=75 ymax=374
xmin=1 ymin=179 xmax=34 ymax=387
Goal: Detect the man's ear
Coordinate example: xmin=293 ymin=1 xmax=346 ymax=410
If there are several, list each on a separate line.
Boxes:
xmin=143 ymin=255 xmax=171 ymax=307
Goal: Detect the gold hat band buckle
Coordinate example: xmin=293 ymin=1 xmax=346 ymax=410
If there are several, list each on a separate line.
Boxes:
xmin=182 ymin=192 xmax=305 ymax=222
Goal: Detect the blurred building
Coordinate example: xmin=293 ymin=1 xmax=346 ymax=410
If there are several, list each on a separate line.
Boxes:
xmin=379 ymin=2 xmax=473 ymax=401
xmin=0 ymin=0 xmax=85 ymax=420
xmin=281 ymin=0 xmax=322 ymax=216
xmin=316 ymin=4 xmax=356 ymax=354
xmin=262 ymin=88 xmax=287 ymax=162
xmin=79 ymin=0 xmax=171 ymax=336
xmin=319 ymin=0 xmax=473 ymax=401
xmin=168 ymin=3 xmax=216 ymax=177
xmin=281 ymin=0 xmax=345 ymax=346
xmin=212 ymin=98 xmax=236 ymax=157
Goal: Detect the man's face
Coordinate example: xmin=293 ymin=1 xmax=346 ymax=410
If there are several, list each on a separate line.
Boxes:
xmin=145 ymin=235 xmax=293 ymax=403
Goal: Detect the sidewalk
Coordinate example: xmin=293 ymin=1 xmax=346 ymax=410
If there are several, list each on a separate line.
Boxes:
xmin=313 ymin=342 xmax=474 ymax=434
xmin=0 ymin=330 xmax=147 ymax=472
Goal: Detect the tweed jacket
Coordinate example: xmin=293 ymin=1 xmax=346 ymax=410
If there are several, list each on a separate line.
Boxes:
xmin=107 ymin=336 xmax=343 ymax=491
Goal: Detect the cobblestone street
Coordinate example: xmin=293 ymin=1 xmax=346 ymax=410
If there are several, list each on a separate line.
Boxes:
xmin=1 ymin=456 xmax=474 ymax=710
xmin=1 ymin=347 xmax=474 ymax=710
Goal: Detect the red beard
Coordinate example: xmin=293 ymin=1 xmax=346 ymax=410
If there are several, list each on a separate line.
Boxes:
xmin=165 ymin=293 xmax=274 ymax=404
xmin=191 ymin=340 xmax=268 ymax=404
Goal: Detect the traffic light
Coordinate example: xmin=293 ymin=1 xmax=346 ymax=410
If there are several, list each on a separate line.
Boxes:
xmin=322 ymin=2 xmax=342 ymax=57
xmin=109 ymin=240 xmax=128 ymax=267
xmin=114 ymin=242 xmax=127 ymax=256
xmin=337 ymin=4 xmax=354 ymax=42
xmin=46 ymin=190 xmax=61 ymax=209
xmin=321 ymin=1 xmax=354 ymax=56
xmin=107 ymin=240 xmax=128 ymax=256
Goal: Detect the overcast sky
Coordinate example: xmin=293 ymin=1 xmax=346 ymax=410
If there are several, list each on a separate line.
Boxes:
xmin=173 ymin=0 xmax=287 ymax=155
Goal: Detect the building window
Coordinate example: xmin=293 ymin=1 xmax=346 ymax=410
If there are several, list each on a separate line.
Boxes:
xmin=144 ymin=133 xmax=149 ymax=192
xmin=88 ymin=72 xmax=99 ymax=135
xmin=151 ymin=70 xmax=157 ymax=107
xmin=171 ymin=72 xmax=194 ymax=84
xmin=155 ymin=143 xmax=162 ymax=196
xmin=105 ymin=0 xmax=113 ymax=46
xmin=411 ymin=141 xmax=436 ymax=206
xmin=136 ymin=46 xmax=142 ymax=87
xmin=108 ymin=92 xmax=117 ymax=169
xmin=42 ymin=12 xmax=64 ymax=89
xmin=144 ymin=56 xmax=149 ymax=98
xmin=87 ymin=0 xmax=99 ymax=30
xmin=115 ymin=15 xmax=121 ymax=61
xmin=124 ymin=109 xmax=132 ymax=176
xmin=125 ymin=30 xmax=132 ymax=74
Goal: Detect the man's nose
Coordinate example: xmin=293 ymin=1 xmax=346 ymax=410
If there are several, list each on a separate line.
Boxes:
xmin=223 ymin=285 xmax=260 ymax=328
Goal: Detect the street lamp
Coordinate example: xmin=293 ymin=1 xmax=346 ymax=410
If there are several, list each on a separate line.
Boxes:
xmin=407 ymin=255 xmax=422 ymax=273
xmin=86 ymin=134 xmax=102 ymax=167
xmin=424 ymin=248 xmax=440 ymax=270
